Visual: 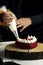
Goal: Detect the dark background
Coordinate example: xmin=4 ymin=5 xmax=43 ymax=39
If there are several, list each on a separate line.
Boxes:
xmin=0 ymin=0 xmax=43 ymax=42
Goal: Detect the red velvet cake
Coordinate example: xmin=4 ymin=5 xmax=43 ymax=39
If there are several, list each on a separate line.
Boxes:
xmin=15 ymin=35 xmax=38 ymax=49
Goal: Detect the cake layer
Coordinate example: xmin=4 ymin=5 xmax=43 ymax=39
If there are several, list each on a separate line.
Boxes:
xmin=15 ymin=41 xmax=38 ymax=49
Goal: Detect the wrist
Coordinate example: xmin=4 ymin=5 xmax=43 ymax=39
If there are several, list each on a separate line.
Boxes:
xmin=28 ymin=18 xmax=32 ymax=25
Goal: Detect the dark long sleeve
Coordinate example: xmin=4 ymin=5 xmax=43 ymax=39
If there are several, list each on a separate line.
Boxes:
xmin=30 ymin=13 xmax=43 ymax=25
xmin=7 ymin=0 xmax=22 ymax=19
xmin=0 ymin=57 xmax=3 ymax=65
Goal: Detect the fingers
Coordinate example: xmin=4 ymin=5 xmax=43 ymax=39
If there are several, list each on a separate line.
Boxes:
xmin=3 ymin=11 xmax=13 ymax=19
xmin=20 ymin=26 xmax=26 ymax=32
xmin=16 ymin=20 xmax=23 ymax=28
xmin=16 ymin=22 xmax=20 ymax=26
xmin=3 ymin=11 xmax=17 ymax=25
xmin=16 ymin=20 xmax=20 ymax=25
xmin=3 ymin=11 xmax=17 ymax=20
xmin=17 ymin=24 xmax=26 ymax=32
xmin=17 ymin=24 xmax=22 ymax=28
xmin=3 ymin=14 xmax=13 ymax=24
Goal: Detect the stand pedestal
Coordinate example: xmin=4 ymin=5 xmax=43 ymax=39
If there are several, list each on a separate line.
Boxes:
xmin=5 ymin=43 xmax=43 ymax=60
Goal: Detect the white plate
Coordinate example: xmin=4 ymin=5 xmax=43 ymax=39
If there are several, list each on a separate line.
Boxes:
xmin=0 ymin=41 xmax=43 ymax=65
xmin=0 ymin=41 xmax=15 ymax=58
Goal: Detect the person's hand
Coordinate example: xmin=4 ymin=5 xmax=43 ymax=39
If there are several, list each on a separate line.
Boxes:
xmin=16 ymin=18 xmax=32 ymax=32
xmin=2 ymin=11 xmax=17 ymax=26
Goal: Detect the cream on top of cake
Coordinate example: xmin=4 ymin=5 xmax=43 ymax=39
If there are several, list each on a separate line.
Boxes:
xmin=17 ymin=35 xmax=37 ymax=44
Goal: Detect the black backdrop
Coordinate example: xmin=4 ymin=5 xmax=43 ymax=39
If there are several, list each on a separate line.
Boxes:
xmin=0 ymin=0 xmax=43 ymax=42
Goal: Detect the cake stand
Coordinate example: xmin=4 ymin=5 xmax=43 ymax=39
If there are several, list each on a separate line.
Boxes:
xmin=5 ymin=43 xmax=43 ymax=60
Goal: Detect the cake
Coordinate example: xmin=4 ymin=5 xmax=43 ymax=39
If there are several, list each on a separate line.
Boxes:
xmin=15 ymin=35 xmax=38 ymax=49
xmin=5 ymin=35 xmax=38 ymax=60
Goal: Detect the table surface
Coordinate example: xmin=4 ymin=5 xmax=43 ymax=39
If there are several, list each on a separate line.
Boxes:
xmin=0 ymin=41 xmax=43 ymax=65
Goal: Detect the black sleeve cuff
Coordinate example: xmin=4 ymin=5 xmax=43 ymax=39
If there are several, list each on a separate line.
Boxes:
xmin=30 ymin=14 xmax=41 ymax=25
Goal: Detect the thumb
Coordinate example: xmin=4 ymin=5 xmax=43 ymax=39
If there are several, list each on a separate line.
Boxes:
xmin=20 ymin=26 xmax=26 ymax=32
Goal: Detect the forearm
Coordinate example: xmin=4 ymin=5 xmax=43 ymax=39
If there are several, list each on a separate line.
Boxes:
xmin=30 ymin=13 xmax=43 ymax=25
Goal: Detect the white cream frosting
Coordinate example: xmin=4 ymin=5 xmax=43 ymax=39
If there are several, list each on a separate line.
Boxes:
xmin=17 ymin=35 xmax=37 ymax=44
xmin=0 ymin=6 xmax=7 ymax=12
xmin=9 ymin=19 xmax=19 ymax=38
